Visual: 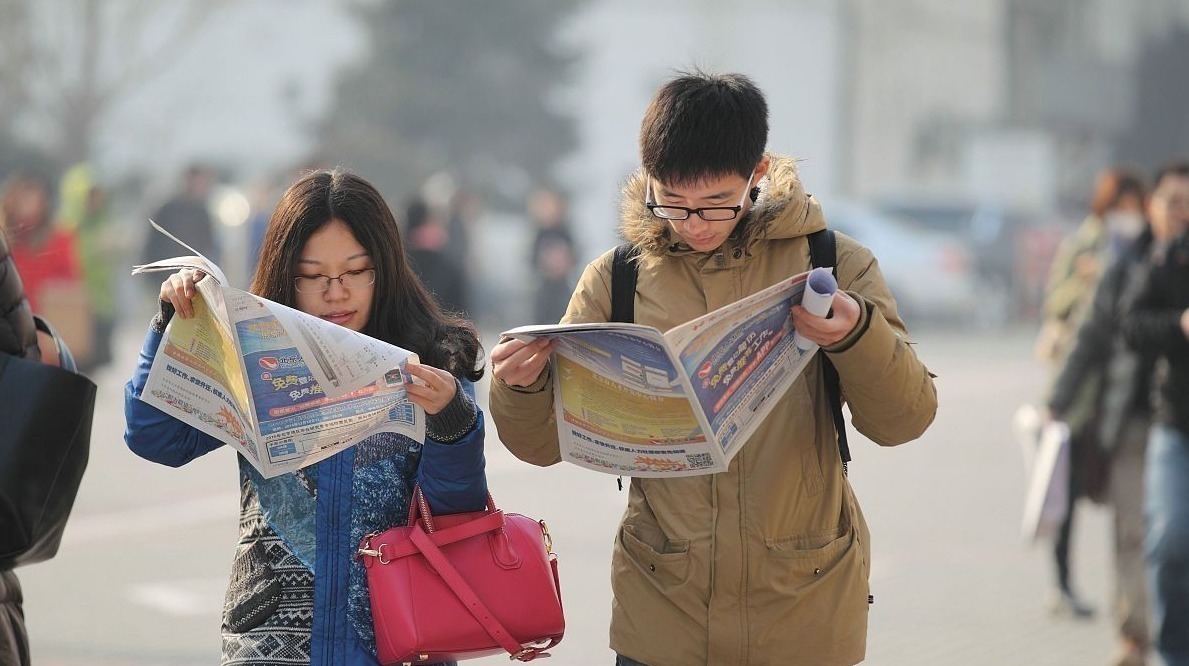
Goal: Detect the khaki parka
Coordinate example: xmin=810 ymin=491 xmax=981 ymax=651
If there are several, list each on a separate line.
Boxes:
xmin=489 ymin=155 xmax=938 ymax=665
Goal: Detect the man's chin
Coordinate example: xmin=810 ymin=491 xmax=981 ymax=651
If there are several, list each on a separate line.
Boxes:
xmin=683 ymin=238 xmax=722 ymax=252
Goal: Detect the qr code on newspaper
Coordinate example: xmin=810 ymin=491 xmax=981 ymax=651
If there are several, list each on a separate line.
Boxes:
xmin=685 ymin=453 xmax=714 ymax=469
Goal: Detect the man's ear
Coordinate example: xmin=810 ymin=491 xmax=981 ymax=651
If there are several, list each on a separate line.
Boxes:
xmin=754 ymin=154 xmax=771 ymax=181
xmin=750 ymin=155 xmax=771 ymax=202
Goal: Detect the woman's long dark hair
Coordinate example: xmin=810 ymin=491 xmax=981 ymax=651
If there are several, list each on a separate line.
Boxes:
xmin=250 ymin=170 xmax=484 ymax=381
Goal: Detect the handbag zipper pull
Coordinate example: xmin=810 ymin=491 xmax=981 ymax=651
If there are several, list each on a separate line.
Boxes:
xmin=358 ymin=531 xmax=378 ymax=556
xmin=539 ymin=520 xmax=553 ymax=554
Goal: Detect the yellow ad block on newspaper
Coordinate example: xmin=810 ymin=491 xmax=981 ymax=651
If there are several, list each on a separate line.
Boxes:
xmin=557 ymin=356 xmax=705 ymax=447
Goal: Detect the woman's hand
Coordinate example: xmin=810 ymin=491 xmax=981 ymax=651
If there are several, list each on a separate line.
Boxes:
xmin=403 ymin=363 xmax=458 ymax=415
xmin=491 ymin=336 xmax=556 ymax=387
xmin=790 ymin=290 xmax=861 ymax=348
xmin=159 ymin=269 xmax=207 ymax=319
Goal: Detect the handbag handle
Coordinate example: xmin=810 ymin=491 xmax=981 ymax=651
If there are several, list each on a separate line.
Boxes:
xmin=408 ymin=484 xmax=497 ymax=533
xmin=32 ymin=315 xmax=77 ymax=372
xmin=409 ymin=524 xmax=559 ymax=661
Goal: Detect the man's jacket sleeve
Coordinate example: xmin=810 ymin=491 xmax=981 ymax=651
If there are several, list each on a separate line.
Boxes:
xmin=1047 ymin=259 xmax=1123 ymax=414
xmin=489 ymin=256 xmax=614 ymax=467
xmin=1122 ymin=261 xmax=1184 ymax=353
xmin=824 ymin=238 xmax=938 ymax=446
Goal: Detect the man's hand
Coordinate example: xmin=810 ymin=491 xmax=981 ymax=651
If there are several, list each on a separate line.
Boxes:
xmin=491 ymin=336 xmax=557 ymax=387
xmin=1181 ymin=307 xmax=1189 ymax=339
xmin=790 ymin=291 xmax=861 ymax=348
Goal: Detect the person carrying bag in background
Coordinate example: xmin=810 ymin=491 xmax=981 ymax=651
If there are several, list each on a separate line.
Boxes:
xmin=0 ymin=227 xmax=96 ymax=666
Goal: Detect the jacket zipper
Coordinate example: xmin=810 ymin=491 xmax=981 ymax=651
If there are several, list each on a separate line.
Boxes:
xmin=737 ymin=444 xmax=749 ymax=661
xmin=319 ymin=455 xmax=342 ymax=664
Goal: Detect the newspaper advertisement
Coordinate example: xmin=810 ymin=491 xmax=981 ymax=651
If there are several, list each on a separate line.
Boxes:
xmin=133 ymin=223 xmax=424 ymax=478
xmin=504 ymin=270 xmax=822 ymax=477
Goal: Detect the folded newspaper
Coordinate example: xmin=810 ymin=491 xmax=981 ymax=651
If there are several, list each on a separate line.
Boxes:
xmin=503 ymin=268 xmax=833 ymax=477
xmin=132 ymin=222 xmax=424 ymax=478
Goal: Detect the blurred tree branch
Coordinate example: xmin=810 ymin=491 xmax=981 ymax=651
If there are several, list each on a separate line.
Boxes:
xmin=316 ymin=0 xmax=585 ymax=208
xmin=0 ymin=0 xmax=228 ymax=167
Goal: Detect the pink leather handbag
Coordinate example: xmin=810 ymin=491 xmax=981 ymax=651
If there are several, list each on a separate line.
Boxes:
xmin=357 ymin=486 xmax=565 ymax=664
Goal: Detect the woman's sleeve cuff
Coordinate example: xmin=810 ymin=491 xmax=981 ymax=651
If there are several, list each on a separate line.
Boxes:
xmin=426 ymin=378 xmax=479 ymax=444
xmin=150 ymin=301 xmax=176 ymax=333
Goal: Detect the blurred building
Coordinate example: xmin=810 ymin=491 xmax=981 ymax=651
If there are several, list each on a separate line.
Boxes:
xmin=843 ymin=1 xmax=1011 ymax=204
xmin=559 ymin=0 xmax=844 ymax=256
xmin=561 ymin=0 xmax=1189 ymax=258
xmin=845 ymin=0 xmax=1189 ymax=212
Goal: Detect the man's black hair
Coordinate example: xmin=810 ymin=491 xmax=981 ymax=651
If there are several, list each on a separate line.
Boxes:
xmin=1153 ymin=160 xmax=1189 ymax=190
xmin=639 ymin=70 xmax=768 ymax=186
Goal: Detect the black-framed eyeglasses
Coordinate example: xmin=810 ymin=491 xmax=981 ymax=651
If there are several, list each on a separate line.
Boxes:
xmin=645 ymin=172 xmax=755 ymax=222
xmin=294 ymin=268 xmax=376 ymax=293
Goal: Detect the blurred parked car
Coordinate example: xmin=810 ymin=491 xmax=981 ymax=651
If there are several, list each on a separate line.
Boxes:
xmin=873 ymin=196 xmax=1057 ymax=325
xmin=818 ymin=199 xmax=980 ymax=326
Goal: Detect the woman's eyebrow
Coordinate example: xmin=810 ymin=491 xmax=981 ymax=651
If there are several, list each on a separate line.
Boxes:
xmin=297 ymin=252 xmax=370 ymax=266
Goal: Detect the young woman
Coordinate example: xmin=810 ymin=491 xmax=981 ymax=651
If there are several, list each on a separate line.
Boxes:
xmin=124 ymin=170 xmax=488 ymax=665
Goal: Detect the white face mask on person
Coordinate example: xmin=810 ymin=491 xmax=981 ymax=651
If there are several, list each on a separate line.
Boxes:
xmin=1105 ymin=210 xmax=1146 ymax=240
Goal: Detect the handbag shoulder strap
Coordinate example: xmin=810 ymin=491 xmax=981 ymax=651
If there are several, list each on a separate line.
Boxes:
xmin=408 ymin=526 xmax=558 ymax=661
xmin=807 ymin=228 xmax=851 ymax=471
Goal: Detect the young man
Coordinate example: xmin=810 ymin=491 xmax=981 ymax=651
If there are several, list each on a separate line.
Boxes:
xmin=489 ymin=72 xmax=938 ymax=666
xmin=1121 ymin=161 xmax=1189 ymax=666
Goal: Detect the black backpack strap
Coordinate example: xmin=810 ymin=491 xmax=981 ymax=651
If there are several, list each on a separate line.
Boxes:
xmin=807 ymin=229 xmax=851 ymax=471
xmin=610 ymin=242 xmax=640 ymax=490
xmin=610 ymin=243 xmax=639 ymax=324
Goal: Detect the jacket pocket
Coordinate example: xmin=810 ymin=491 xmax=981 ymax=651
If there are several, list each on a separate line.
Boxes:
xmin=223 ymin=538 xmax=281 ymax=634
xmin=764 ymin=522 xmax=853 ymax=576
xmin=754 ymin=523 xmax=870 ymax=660
xmin=618 ymin=522 xmax=691 ymax=587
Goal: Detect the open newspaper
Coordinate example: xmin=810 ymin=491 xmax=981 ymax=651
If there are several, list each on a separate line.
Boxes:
xmin=132 ymin=222 xmax=424 ymax=478
xmin=503 ymin=269 xmax=829 ymax=477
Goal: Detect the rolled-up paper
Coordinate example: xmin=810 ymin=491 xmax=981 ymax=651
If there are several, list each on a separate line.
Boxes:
xmin=793 ymin=267 xmax=837 ymax=351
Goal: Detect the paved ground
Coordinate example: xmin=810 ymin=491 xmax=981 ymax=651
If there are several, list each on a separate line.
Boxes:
xmin=17 ymin=321 xmax=1140 ymax=665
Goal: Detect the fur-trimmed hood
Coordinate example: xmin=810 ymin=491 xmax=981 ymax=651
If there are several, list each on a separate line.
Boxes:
xmin=618 ymin=153 xmax=825 ymax=265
